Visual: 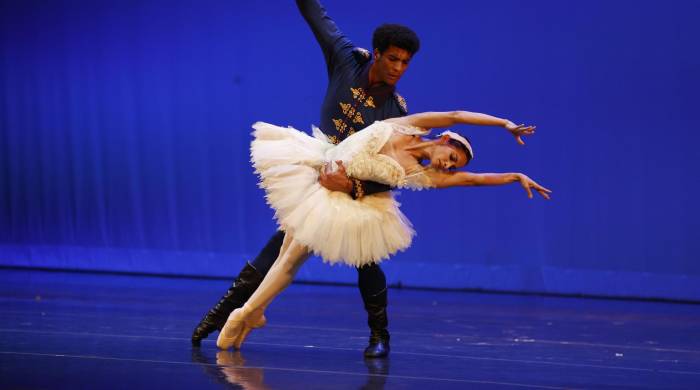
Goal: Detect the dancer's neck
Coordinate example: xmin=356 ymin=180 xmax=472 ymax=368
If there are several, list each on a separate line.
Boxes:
xmin=404 ymin=137 xmax=432 ymax=162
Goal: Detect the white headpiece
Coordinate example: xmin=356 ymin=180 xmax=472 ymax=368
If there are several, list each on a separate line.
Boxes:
xmin=438 ymin=130 xmax=474 ymax=160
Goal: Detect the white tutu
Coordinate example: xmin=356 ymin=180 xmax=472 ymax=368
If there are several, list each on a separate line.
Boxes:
xmin=250 ymin=121 xmax=415 ymax=267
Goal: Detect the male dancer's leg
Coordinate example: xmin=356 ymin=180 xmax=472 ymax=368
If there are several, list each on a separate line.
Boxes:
xmin=357 ymin=263 xmax=390 ymax=358
xmin=191 ymin=230 xmax=285 ymax=345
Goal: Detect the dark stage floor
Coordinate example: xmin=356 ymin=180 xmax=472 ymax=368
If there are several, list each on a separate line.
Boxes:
xmin=1 ymin=268 xmax=699 ymax=389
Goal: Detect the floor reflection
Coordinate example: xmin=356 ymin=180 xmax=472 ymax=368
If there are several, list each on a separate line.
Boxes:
xmin=216 ymin=350 xmax=270 ymax=390
xmin=361 ymin=357 xmax=390 ymax=390
xmin=191 ymin=347 xmax=390 ymax=390
xmin=191 ymin=347 xmax=270 ymax=390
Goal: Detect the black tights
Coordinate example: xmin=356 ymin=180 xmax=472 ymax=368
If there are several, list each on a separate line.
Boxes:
xmin=250 ymin=230 xmax=387 ymax=299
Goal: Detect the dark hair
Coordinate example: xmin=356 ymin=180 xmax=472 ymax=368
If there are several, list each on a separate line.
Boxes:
xmin=448 ymin=138 xmax=472 ymax=164
xmin=372 ymin=24 xmax=420 ymax=55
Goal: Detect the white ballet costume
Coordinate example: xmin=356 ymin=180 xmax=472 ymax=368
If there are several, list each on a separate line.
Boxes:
xmin=217 ymin=120 xmax=434 ymax=349
xmin=250 ymin=119 xmax=434 ymax=266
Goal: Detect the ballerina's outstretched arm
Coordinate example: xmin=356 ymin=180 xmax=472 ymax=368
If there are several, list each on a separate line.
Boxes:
xmin=425 ymin=170 xmax=551 ymax=199
xmin=384 ymin=111 xmax=535 ymax=145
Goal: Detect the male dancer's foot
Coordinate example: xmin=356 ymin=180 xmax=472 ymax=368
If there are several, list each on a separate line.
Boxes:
xmin=363 ymin=288 xmax=390 ymax=358
xmin=365 ymin=329 xmax=390 ymax=358
xmin=191 ymin=263 xmax=264 ymax=346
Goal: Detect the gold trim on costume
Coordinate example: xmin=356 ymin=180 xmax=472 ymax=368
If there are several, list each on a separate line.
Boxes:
xmin=394 ymin=92 xmax=408 ymax=113
xmin=332 ymin=118 xmax=347 ymax=134
xmin=352 ymin=178 xmax=365 ymax=199
xmin=351 ymin=87 xmax=375 ymax=109
xmin=351 ymin=87 xmax=365 ymax=101
xmin=352 ymin=112 xmax=364 ymax=125
xmin=339 ymin=102 xmax=356 ymax=118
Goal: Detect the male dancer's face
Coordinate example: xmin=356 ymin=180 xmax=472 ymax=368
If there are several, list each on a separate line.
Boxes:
xmin=372 ymin=45 xmax=412 ymax=86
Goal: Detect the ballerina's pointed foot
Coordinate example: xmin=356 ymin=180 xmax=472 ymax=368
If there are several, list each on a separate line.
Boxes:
xmin=233 ymin=309 xmax=267 ymax=350
xmin=216 ymin=309 xmax=246 ymax=350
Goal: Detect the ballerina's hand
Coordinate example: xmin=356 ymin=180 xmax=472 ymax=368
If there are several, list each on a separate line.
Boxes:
xmin=505 ymin=120 xmax=536 ymax=145
xmin=517 ymin=173 xmax=552 ymax=199
xmin=319 ymin=160 xmax=353 ymax=194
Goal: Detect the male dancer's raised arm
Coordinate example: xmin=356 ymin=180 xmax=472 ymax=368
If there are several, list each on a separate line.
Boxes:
xmin=296 ymin=0 xmax=355 ymax=76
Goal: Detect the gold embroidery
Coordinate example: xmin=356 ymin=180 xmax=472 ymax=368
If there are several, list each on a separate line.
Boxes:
xmin=351 ymin=87 xmax=375 ymax=109
xmin=348 ymin=127 xmax=356 ymax=136
xmin=328 ymin=135 xmax=339 ymax=145
xmin=352 ymin=112 xmax=364 ymax=125
xmin=339 ymin=102 xmax=356 ymax=118
xmin=352 ymin=178 xmax=365 ymax=199
xmin=332 ymin=118 xmax=347 ymax=134
xmin=394 ymin=92 xmax=407 ymax=113
xmin=351 ymin=87 xmax=366 ymax=101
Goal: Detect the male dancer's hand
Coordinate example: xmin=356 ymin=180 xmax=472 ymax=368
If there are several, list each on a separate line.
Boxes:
xmin=505 ymin=120 xmax=536 ymax=145
xmin=319 ymin=160 xmax=353 ymax=194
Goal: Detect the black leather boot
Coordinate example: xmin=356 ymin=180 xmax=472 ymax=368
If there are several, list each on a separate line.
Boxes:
xmin=191 ymin=263 xmax=264 ymax=346
xmin=362 ymin=288 xmax=390 ymax=358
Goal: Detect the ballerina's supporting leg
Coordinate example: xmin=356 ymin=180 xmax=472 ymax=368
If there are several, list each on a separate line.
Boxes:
xmin=217 ymin=233 xmax=310 ymax=349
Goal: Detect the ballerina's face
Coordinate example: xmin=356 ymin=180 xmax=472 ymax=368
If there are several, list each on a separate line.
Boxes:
xmin=427 ymin=142 xmax=470 ymax=171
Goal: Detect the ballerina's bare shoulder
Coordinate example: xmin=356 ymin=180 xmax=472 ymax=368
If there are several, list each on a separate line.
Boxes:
xmin=378 ymin=122 xmax=429 ymax=177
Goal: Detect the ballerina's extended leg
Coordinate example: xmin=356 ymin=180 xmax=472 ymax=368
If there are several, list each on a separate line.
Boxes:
xmin=217 ymin=234 xmax=309 ymax=349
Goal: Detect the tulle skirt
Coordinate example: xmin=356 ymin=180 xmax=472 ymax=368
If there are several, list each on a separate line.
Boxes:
xmin=250 ymin=121 xmax=414 ymax=266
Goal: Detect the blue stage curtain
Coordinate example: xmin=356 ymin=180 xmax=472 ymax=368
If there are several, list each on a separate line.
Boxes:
xmin=1 ymin=0 xmax=699 ymax=300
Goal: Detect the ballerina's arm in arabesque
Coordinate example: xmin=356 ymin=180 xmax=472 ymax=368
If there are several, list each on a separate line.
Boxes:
xmin=382 ymin=110 xmax=552 ymax=199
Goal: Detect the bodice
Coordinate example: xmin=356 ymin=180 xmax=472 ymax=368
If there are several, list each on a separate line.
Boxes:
xmin=320 ymin=121 xmax=435 ymax=190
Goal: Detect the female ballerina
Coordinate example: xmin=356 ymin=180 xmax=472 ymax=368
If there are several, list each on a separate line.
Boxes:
xmin=217 ymin=110 xmax=551 ymax=350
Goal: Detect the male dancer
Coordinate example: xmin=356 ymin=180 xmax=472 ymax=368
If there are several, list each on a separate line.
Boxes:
xmin=192 ymin=0 xmax=420 ymax=358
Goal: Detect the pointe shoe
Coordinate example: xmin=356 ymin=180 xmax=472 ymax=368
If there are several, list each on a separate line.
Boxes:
xmin=233 ymin=309 xmax=267 ymax=350
xmin=217 ymin=309 xmax=247 ymax=350
xmin=191 ymin=263 xmax=264 ymax=346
